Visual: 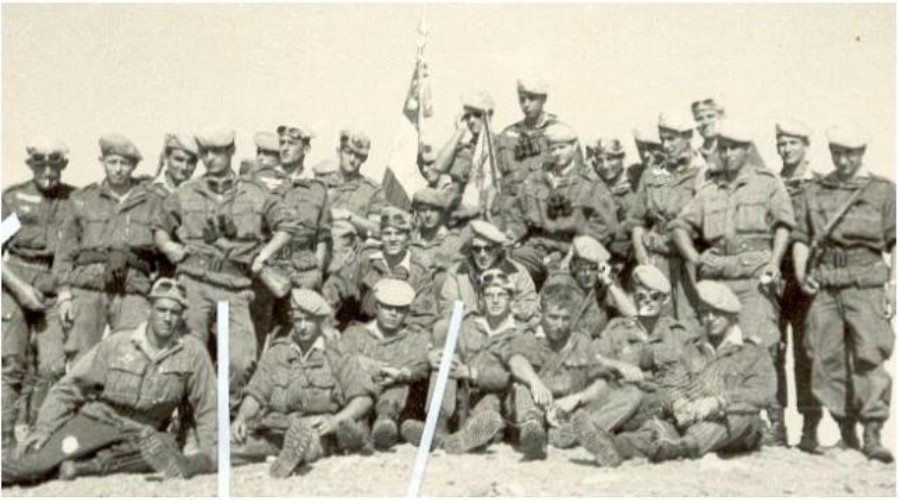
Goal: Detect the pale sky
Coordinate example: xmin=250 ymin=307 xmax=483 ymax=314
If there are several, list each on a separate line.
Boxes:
xmin=1 ymin=4 xmax=896 ymax=445
xmin=2 ymin=4 xmax=895 ymax=187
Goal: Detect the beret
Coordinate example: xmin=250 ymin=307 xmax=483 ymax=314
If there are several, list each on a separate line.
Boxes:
xmin=571 ymin=235 xmax=611 ymax=264
xmin=695 ymin=280 xmax=741 ymax=313
xmin=253 ymin=132 xmax=280 ymax=153
xmin=632 ymin=123 xmax=662 ymax=146
xmin=461 ymin=89 xmax=495 ymax=113
xmin=312 ymin=159 xmax=339 ymax=175
xmin=691 ymin=94 xmax=725 ymax=114
xmin=332 ymin=220 xmax=357 ymax=238
xmin=277 ymin=124 xmax=315 ymax=142
xmin=469 ymin=219 xmax=507 ymax=245
xmin=380 ymin=206 xmax=412 ymax=232
xmin=340 ymin=128 xmax=371 ymax=156
xmin=99 ymin=134 xmax=142 ymax=163
xmin=480 ymin=269 xmax=515 ymax=293
xmin=593 ymin=137 xmax=626 ymax=157
xmin=373 ymin=278 xmax=416 ymax=307
xmin=775 ymin=118 xmax=812 ymax=140
xmin=717 ymin=121 xmax=754 ymax=145
xmin=412 ymin=187 xmax=449 ymax=210
xmin=26 ymin=137 xmax=69 ymax=163
xmin=544 ymin=123 xmax=578 ymax=144
xmin=289 ymin=289 xmax=333 ymax=316
xmin=658 ymin=110 xmax=695 ymax=134
xmin=165 ymin=133 xmax=199 ymax=156
xmin=148 ymin=278 xmax=188 ymax=308
xmin=826 ymin=124 xmax=868 ymax=149
xmin=195 ymin=127 xmax=235 ymax=149
xmin=418 ymin=144 xmax=437 ymax=164
xmin=517 ymin=76 xmax=549 ymax=95
xmin=631 ymin=265 xmax=671 ymax=294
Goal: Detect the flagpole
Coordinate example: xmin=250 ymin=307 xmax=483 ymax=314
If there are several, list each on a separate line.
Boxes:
xmin=480 ymin=113 xmax=500 ymax=217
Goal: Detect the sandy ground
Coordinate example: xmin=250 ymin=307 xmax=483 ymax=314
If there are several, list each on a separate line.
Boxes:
xmin=3 ymin=443 xmax=894 ymax=497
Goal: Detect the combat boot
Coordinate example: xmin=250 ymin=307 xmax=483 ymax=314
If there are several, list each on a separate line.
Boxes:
xmin=270 ymin=418 xmax=314 ymax=479
xmin=58 ymin=458 xmax=104 ymax=481
xmin=862 ymin=420 xmax=894 ymax=464
xmin=336 ymin=420 xmax=368 ymax=454
xmin=796 ymin=413 xmax=823 ymax=455
xmin=833 ymin=416 xmax=861 ymax=450
xmin=371 ymin=417 xmax=399 ymax=451
xmin=442 ymin=411 xmax=504 ymax=454
xmin=547 ymin=423 xmax=578 ymax=449
xmin=517 ymin=420 xmax=547 ymax=460
xmin=572 ymin=409 xmax=622 ymax=467
xmin=762 ymin=404 xmax=788 ymax=447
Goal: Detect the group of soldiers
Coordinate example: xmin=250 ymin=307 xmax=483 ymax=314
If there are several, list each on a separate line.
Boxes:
xmin=0 ymin=75 xmax=895 ymax=486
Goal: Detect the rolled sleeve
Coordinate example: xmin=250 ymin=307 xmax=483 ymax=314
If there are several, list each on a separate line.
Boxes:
xmin=335 ymin=353 xmax=377 ymax=402
xmin=263 ymin=194 xmax=301 ymax=237
xmin=769 ymin=178 xmax=796 ymax=230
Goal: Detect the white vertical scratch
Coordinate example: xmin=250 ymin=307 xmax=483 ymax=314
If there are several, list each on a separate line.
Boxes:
xmin=216 ymin=301 xmax=230 ymax=499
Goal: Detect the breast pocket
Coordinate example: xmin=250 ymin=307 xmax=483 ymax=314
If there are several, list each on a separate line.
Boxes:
xmin=702 ymin=198 xmax=728 ymax=241
xmin=81 ymin=212 xmax=110 ymax=245
xmin=303 ymin=369 xmax=339 ymax=413
xmin=180 ymin=199 xmax=209 ymax=240
xmin=152 ymin=362 xmax=192 ymax=404
xmin=734 ymin=193 xmax=771 ymax=235
xmin=124 ymin=210 xmax=156 ymax=247
xmin=840 ymin=197 xmax=886 ymax=243
xmin=106 ymin=358 xmax=147 ymax=406
xmin=230 ymin=200 xmax=264 ymax=240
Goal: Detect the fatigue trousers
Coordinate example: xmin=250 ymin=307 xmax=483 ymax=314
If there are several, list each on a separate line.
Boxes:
xmin=509 ymin=381 xmax=643 ymax=434
xmin=65 ymin=288 xmax=150 ymax=362
xmin=231 ymin=413 xmax=346 ymax=467
xmin=425 ymin=375 xmax=504 ymax=430
xmin=806 ymin=286 xmax=893 ymax=422
xmin=647 ymin=251 xmax=697 ymax=326
xmin=613 ymin=414 xmax=764 ymax=460
xmin=1 ymin=415 xmax=152 ymax=486
xmin=179 ymin=274 xmax=257 ymax=416
xmin=2 ymin=277 xmax=66 ymax=455
xmin=777 ymin=278 xmax=819 ymax=417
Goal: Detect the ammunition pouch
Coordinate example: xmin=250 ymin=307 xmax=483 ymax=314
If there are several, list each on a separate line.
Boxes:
xmin=182 ymin=253 xmax=250 ymax=279
xmin=514 ymin=134 xmax=543 ymax=161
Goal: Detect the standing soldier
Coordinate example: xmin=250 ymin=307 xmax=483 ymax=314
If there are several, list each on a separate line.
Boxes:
xmin=230 ymin=290 xmax=374 ymax=478
xmin=432 ymin=90 xmax=497 ymax=205
xmin=793 ymin=125 xmax=895 ymax=463
xmin=148 ymin=133 xmax=200 ymax=278
xmin=626 ymin=111 xmax=706 ymax=324
xmin=587 ymin=137 xmax=636 ymax=274
xmin=55 ymin=135 xmax=158 ymax=363
xmin=416 ymin=146 xmax=454 ymax=199
xmin=2 ymin=278 xmax=217 ymax=485
xmin=250 ymin=124 xmax=330 ymax=337
xmin=691 ymin=96 xmax=726 ymax=172
xmin=492 ymin=77 xmax=562 ymax=229
xmin=507 ymin=123 xmax=619 ymax=289
xmin=312 ymin=159 xmax=342 ymax=192
xmin=627 ymin=123 xmax=664 ymax=192
xmin=670 ymin=122 xmax=795 ymax=444
xmin=410 ymin=187 xmax=464 ymax=305
xmin=340 ymin=279 xmax=431 ymax=451
xmin=153 ymin=126 xmax=300 ymax=413
xmin=772 ymin=118 xmax=820 ymax=450
xmin=329 ymin=129 xmax=387 ymax=240
xmin=255 ymin=131 xmax=282 ymax=170
xmin=1 ymin=139 xmax=75 ymax=460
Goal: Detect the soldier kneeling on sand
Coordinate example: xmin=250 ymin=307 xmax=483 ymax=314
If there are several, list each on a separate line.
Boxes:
xmin=2 ymin=278 xmax=217 ymax=486
xmin=576 ymin=280 xmax=775 ymax=466
xmin=230 ymin=289 xmax=375 ymax=479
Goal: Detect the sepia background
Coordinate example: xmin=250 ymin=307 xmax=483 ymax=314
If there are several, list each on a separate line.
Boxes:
xmin=1 ymin=4 xmax=895 ymax=496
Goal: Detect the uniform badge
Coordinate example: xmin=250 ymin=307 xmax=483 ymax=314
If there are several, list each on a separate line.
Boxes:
xmin=61 ymin=435 xmax=80 ymax=455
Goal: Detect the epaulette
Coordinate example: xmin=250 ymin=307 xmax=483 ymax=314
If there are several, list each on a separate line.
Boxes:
xmin=134 ymin=174 xmax=155 ymax=185
xmin=4 ymin=180 xmax=33 ymax=194
xmin=867 ymin=173 xmax=893 ymax=185
xmin=752 ymin=165 xmax=777 ymax=178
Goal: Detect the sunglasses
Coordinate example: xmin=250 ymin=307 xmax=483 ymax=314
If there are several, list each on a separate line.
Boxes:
xmin=463 ymin=110 xmax=484 ymax=120
xmin=470 ymin=244 xmax=497 ymax=254
xmin=635 ymin=290 xmax=666 ymax=302
xmin=277 ymin=126 xmax=311 ymax=141
xmin=29 ymin=152 xmax=65 ymax=164
xmin=381 ymin=212 xmax=410 ymax=228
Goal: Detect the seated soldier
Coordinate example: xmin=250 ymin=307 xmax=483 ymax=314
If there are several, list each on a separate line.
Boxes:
xmin=2 ymin=279 xmax=216 ymax=486
xmin=502 ymin=283 xmax=643 ymax=460
xmin=340 ymin=279 xmax=431 ymax=451
xmin=230 ymin=289 xmax=374 ymax=479
xmin=575 ymin=280 xmax=776 ymax=466
xmin=324 ymin=206 xmax=436 ymax=328
xmin=571 ymin=265 xmax=694 ymax=449
xmin=441 ymin=219 xmax=538 ymax=324
xmin=543 ymin=235 xmax=636 ymax=338
xmin=403 ymin=269 xmax=524 ymax=454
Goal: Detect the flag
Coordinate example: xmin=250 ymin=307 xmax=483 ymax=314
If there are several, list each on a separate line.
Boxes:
xmin=382 ymin=19 xmax=433 ymax=211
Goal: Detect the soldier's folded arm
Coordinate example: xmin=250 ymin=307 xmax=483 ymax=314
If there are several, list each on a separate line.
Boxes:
xmin=32 ymin=341 xmax=109 ymax=437
xmin=668 ymin=194 xmax=704 ymax=265
xmin=468 ymin=354 xmax=511 ymax=392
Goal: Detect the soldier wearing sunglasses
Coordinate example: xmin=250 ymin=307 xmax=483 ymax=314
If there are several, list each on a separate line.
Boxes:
xmin=1 ymin=139 xmax=76 ymax=461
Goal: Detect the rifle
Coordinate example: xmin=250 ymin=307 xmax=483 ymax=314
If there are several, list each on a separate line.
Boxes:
xmin=805 ymin=178 xmax=873 ymax=276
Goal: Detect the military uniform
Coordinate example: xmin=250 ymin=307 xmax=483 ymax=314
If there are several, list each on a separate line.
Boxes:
xmin=2 ymin=323 xmax=217 ymax=485
xmin=55 ymin=178 xmax=161 ymax=362
xmin=153 ymin=172 xmax=301 ymax=411
xmin=330 ymin=174 xmax=387 ymax=235
xmin=507 ymin=167 xmax=619 ymax=287
xmin=1 ymin=179 xmax=75 ymax=448
xmin=347 ymin=248 xmax=437 ymax=328
xmin=410 ymin=226 xmax=465 ymax=306
xmin=542 ymin=272 xmax=620 ymax=339
xmin=603 ymin=174 xmax=637 ymax=265
xmin=625 ymin=159 xmax=703 ymax=322
xmin=670 ymin=163 xmax=795 ymax=348
xmin=231 ymin=335 xmax=376 ymax=465
xmin=793 ymin=170 xmax=895 ymax=429
xmin=440 ymin=257 xmax=539 ymax=324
